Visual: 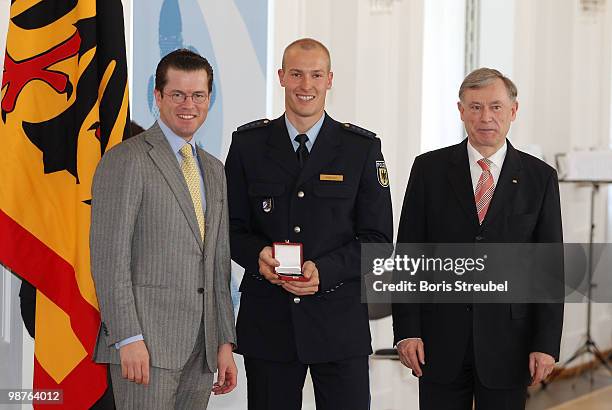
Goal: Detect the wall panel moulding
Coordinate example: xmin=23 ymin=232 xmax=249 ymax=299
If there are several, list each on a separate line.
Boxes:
xmin=370 ymin=0 xmax=402 ymax=14
xmin=580 ymin=0 xmax=606 ymax=14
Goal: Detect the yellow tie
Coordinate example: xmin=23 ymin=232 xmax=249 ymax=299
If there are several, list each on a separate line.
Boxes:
xmin=179 ymin=144 xmax=205 ymax=240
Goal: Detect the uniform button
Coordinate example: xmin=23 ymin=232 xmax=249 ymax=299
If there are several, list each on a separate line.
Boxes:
xmin=466 ymin=304 xmax=472 ymax=312
xmin=293 ymin=297 xmax=301 ymax=304
xmin=294 ymin=226 xmax=301 ymax=233
xmin=197 ymin=287 xmax=205 ymax=294
xmin=297 ymin=191 xmax=305 ymax=198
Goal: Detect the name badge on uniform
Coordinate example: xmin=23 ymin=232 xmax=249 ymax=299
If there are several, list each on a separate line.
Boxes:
xmin=262 ymin=197 xmax=274 ymax=213
xmin=376 ymin=161 xmax=389 ymax=187
xmin=320 ymin=174 xmax=344 ymax=182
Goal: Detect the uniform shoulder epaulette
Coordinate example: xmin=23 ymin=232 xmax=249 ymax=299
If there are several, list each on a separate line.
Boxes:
xmin=236 ymin=118 xmax=271 ymax=132
xmin=341 ymin=122 xmax=376 ymax=139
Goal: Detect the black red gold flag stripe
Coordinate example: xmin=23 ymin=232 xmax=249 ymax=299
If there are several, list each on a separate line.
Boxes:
xmin=0 ymin=0 xmax=129 ymax=408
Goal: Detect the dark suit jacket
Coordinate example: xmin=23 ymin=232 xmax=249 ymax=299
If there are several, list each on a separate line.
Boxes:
xmin=392 ymin=139 xmax=563 ymax=389
xmin=225 ymin=113 xmax=393 ymax=363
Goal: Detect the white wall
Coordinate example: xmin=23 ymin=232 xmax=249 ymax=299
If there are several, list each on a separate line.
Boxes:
xmin=511 ymin=0 xmax=612 ymax=363
xmin=480 ymin=0 xmax=516 ymax=76
xmin=421 ymin=0 xmax=466 ymax=153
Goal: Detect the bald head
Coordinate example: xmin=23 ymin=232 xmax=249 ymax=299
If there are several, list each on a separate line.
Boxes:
xmin=282 ymin=38 xmax=331 ymax=71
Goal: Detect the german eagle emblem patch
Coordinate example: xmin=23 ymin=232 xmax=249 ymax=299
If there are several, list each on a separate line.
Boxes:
xmin=376 ymin=161 xmax=389 ymax=188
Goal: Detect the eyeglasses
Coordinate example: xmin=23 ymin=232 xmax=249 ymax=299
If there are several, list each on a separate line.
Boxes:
xmin=163 ymin=91 xmax=209 ymax=104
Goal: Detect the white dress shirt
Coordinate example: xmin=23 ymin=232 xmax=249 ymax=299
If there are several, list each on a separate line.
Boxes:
xmin=466 ymin=139 xmax=507 ymax=192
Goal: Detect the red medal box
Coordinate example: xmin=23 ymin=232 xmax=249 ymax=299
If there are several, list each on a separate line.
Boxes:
xmin=272 ymin=242 xmax=307 ymax=282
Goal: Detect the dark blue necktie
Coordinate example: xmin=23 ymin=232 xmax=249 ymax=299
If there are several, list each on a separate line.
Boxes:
xmin=295 ymin=134 xmax=309 ymax=168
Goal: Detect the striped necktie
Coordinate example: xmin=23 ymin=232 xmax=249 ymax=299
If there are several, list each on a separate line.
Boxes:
xmin=475 ymin=158 xmax=495 ymax=225
xmin=179 ymin=144 xmax=205 ymax=240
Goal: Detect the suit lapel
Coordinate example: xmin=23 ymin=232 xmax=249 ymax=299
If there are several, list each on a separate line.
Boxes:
xmin=448 ymin=139 xmax=480 ymax=227
xmin=265 ymin=116 xmax=301 ymax=177
xmin=197 ymin=148 xmax=215 ymax=234
xmin=145 ymin=123 xmax=203 ymax=249
xmin=296 ymin=114 xmax=341 ymax=186
xmin=481 ymin=140 xmax=522 ymax=227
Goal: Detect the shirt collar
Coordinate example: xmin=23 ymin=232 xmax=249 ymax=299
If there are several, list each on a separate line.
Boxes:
xmin=285 ymin=113 xmax=325 ymax=147
xmin=467 ymin=139 xmax=507 ymax=169
xmin=158 ymin=118 xmax=197 ymax=157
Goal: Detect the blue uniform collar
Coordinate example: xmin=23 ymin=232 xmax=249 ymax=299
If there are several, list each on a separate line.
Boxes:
xmin=285 ymin=113 xmax=325 ymax=150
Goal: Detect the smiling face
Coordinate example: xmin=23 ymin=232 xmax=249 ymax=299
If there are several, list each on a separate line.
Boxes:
xmin=458 ymin=78 xmax=518 ymax=157
xmin=154 ymin=67 xmax=210 ymax=141
xmin=278 ymin=46 xmax=333 ymax=131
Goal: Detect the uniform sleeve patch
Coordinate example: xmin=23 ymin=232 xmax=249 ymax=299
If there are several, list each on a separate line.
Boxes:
xmin=376 ymin=161 xmax=389 ymax=187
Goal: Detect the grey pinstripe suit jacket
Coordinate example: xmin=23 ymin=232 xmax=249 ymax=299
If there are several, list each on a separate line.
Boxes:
xmin=91 ymin=122 xmax=236 ymax=371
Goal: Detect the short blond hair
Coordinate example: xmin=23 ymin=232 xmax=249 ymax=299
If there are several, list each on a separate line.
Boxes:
xmin=281 ymin=38 xmax=331 ymax=71
xmin=459 ymin=68 xmax=517 ymax=102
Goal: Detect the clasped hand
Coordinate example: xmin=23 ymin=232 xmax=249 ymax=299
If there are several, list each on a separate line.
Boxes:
xmin=258 ymin=246 xmax=319 ymax=295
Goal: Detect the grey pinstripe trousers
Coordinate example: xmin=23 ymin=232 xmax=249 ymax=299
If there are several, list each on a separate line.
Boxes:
xmin=110 ymin=322 xmax=214 ymax=410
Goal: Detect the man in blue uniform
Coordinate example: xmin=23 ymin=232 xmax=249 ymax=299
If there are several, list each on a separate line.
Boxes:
xmin=225 ymin=38 xmax=393 ymax=410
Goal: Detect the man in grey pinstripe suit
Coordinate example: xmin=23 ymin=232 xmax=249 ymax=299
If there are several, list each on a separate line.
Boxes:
xmin=91 ymin=49 xmax=237 ymax=409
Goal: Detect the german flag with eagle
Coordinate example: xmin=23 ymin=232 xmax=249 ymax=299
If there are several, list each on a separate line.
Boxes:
xmin=0 ymin=0 xmax=129 ymax=407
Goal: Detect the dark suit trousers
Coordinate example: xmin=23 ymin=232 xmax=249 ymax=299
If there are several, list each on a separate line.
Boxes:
xmin=244 ymin=356 xmax=369 ymax=410
xmin=419 ymin=322 xmax=528 ymax=410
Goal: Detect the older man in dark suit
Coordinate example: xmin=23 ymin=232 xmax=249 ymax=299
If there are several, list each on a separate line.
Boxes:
xmin=392 ymin=68 xmax=564 ymax=410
